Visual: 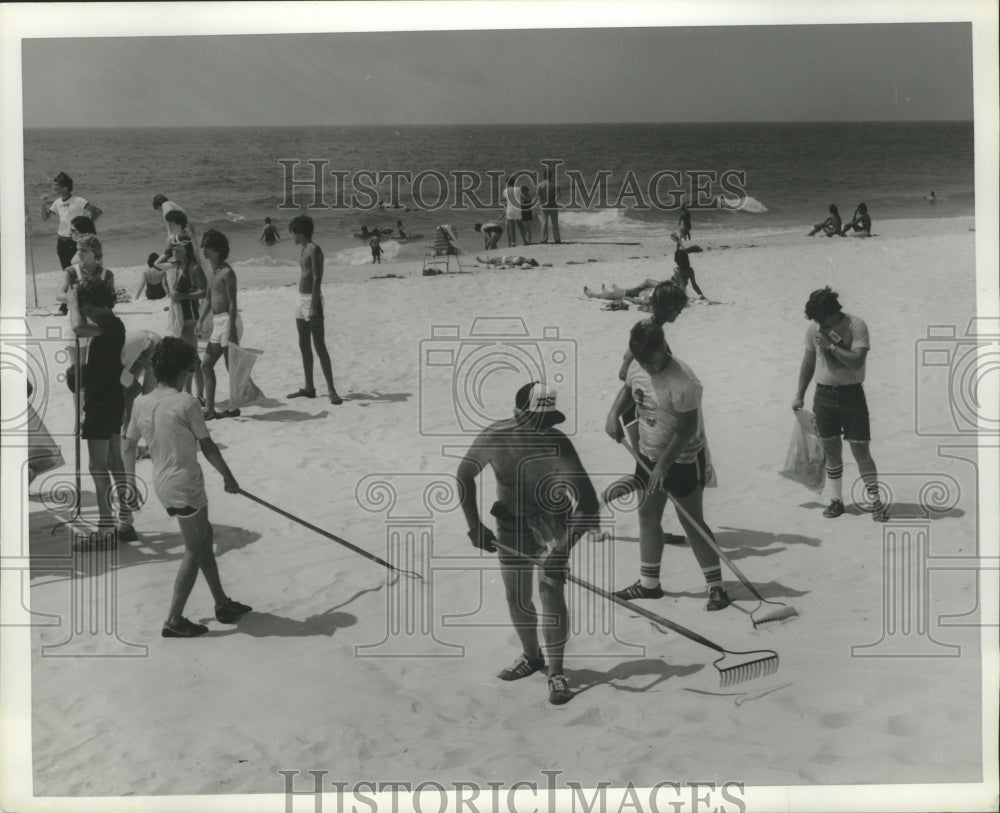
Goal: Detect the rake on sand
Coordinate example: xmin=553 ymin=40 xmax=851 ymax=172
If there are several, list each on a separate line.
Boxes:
xmin=616 ymin=420 xmax=798 ymax=629
xmin=239 ymin=489 xmax=423 ymax=581
xmin=490 ymin=538 xmax=778 ymax=687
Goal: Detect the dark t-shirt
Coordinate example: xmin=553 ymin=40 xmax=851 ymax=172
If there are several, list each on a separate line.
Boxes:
xmin=84 ymin=313 xmax=125 ymax=415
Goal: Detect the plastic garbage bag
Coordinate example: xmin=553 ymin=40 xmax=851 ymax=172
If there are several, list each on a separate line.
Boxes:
xmin=779 ymin=409 xmax=826 ymax=493
xmin=226 ymin=343 xmax=265 ymax=409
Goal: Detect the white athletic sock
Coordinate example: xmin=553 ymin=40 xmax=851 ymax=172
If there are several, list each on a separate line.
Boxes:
xmin=639 ymin=562 xmax=660 ymax=590
xmin=825 ymin=464 xmax=844 ymax=502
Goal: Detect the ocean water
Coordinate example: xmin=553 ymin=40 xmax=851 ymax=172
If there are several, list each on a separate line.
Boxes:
xmin=23 ymin=121 xmax=974 ymax=275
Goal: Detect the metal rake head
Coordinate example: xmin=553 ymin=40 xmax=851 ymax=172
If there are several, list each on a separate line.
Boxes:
xmin=715 ymin=650 xmax=780 ymax=687
xmin=751 ymin=605 xmax=799 ymax=629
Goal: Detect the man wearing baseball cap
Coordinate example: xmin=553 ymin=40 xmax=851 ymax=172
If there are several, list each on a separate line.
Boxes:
xmin=456 ymin=381 xmax=600 ymax=705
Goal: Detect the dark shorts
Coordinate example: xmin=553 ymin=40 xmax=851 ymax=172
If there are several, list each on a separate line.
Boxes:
xmin=57 ymin=236 xmax=77 ymax=269
xmin=813 ymin=383 xmax=871 ymax=442
xmin=490 ymin=502 xmax=548 ymax=567
xmin=634 ymin=447 xmax=708 ymax=499
xmin=180 ymin=299 xmax=200 ymax=322
xmin=81 ymin=406 xmax=123 ymax=440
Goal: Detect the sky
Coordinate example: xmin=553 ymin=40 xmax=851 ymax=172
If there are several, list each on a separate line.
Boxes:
xmin=19 ymin=23 xmax=975 ymax=127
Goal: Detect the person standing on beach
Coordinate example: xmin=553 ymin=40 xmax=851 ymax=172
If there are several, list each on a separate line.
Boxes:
xmin=503 ymin=177 xmax=525 ymax=247
xmin=287 ymin=215 xmax=343 ymax=405
xmin=457 ymin=382 xmax=601 ymax=705
xmin=677 ymin=203 xmax=692 ymax=242
xmin=199 ymin=229 xmax=241 ymax=420
xmin=41 ymin=171 xmax=102 ymax=270
xmin=369 ymin=233 xmax=383 ymax=264
xmin=537 ymin=166 xmax=561 ymax=244
xmin=605 ymin=318 xmax=730 ymax=611
xmin=520 ymin=184 xmax=534 ymax=245
xmin=68 ymin=276 xmax=135 ymax=548
xmin=153 ymin=194 xmax=185 ymax=259
xmin=170 ymin=237 xmax=207 ymax=402
xmin=56 ymin=235 xmax=115 ymax=369
xmin=792 ymin=287 xmax=887 ymax=521
xmin=123 ymin=337 xmax=251 ymax=638
xmin=808 ymin=204 xmax=843 ymax=237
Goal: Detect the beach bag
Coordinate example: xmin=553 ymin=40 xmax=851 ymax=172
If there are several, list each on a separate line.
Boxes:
xmin=226 ymin=343 xmax=265 ymax=409
xmin=27 ymin=403 xmax=65 ymax=484
xmin=779 ymin=409 xmax=826 ymax=493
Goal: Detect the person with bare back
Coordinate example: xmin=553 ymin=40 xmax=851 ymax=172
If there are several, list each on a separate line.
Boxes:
xmin=287 ymin=215 xmax=343 ymax=405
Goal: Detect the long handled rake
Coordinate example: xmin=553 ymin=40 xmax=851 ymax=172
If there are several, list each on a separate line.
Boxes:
xmin=490 ymin=538 xmax=777 ymax=687
xmin=616 ymin=420 xmax=798 ymax=628
xmin=238 ymin=489 xmax=422 ymax=580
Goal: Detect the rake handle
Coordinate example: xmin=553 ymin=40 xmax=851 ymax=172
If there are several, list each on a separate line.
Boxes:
xmin=490 ymin=538 xmax=726 ymax=656
xmin=239 ymin=489 xmax=422 ymax=580
xmin=616 ymin=420 xmax=766 ymax=602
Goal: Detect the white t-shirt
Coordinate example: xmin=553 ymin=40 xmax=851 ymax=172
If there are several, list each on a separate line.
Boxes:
xmin=160 ymin=200 xmax=184 ymax=237
xmin=49 ymin=195 xmax=89 ymax=237
xmin=120 ymin=330 xmax=160 ymax=386
xmin=126 ymin=386 xmax=210 ymax=510
xmin=626 ymin=357 xmax=706 ymax=463
xmin=804 ymin=312 xmax=870 ymax=385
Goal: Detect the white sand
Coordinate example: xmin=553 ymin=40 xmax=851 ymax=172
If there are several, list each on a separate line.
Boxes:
xmin=15 ymin=216 xmax=998 ymax=806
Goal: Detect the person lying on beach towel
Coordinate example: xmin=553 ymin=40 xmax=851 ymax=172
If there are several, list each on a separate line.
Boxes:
xmin=585 ymin=236 xmax=708 ymax=304
xmin=476 ymin=255 xmax=539 ymax=268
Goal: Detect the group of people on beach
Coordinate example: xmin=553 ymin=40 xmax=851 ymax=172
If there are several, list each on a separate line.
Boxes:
xmin=39 ymin=172 xmax=350 ymax=637
xmin=473 ymin=168 xmax=562 ymax=250
xmin=808 ymin=202 xmax=873 ymax=237
xmin=35 ymin=168 xmax=887 ymax=705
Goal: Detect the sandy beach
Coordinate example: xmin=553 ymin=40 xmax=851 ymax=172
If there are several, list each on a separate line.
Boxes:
xmin=11 ymin=214 xmax=994 ymax=807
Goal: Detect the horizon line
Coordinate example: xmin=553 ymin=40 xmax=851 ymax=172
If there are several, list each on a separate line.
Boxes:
xmin=22 ymin=118 xmax=975 ymax=130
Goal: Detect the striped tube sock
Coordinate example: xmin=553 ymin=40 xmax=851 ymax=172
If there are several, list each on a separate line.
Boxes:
xmin=702 ymin=566 xmax=723 ymax=589
xmin=826 ymin=464 xmax=844 ymax=502
xmin=639 ymin=562 xmax=661 ymax=590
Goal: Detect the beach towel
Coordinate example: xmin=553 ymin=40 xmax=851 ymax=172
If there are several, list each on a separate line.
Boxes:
xmin=27 ymin=403 xmax=65 ymax=484
xmin=779 ymin=409 xmax=826 ymax=493
xmin=226 ymin=343 xmax=265 ymax=409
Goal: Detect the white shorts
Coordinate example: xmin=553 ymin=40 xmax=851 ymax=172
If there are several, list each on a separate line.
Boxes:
xmin=208 ymin=313 xmax=243 ymax=347
xmin=295 ymin=294 xmax=321 ymax=321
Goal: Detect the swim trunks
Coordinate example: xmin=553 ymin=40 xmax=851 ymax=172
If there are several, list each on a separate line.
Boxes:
xmin=295 ymin=294 xmax=322 ymax=321
xmin=208 ymin=313 xmax=242 ymax=347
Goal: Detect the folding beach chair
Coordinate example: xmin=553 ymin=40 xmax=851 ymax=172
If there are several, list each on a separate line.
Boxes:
xmin=422 ymin=226 xmax=463 ymax=275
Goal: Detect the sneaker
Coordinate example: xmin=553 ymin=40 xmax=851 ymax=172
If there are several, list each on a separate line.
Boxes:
xmin=329 ymin=392 xmax=343 ymax=405
xmin=872 ymin=501 xmax=889 ymax=522
xmin=548 ymin=674 xmax=572 ymax=705
xmin=162 ymin=617 xmax=209 ymax=638
xmin=706 ymin=586 xmax=731 ymax=611
xmin=822 ymin=499 xmax=845 ymax=518
xmin=117 ymin=525 xmax=138 ymax=543
xmin=613 ymin=580 xmax=664 ymax=600
xmin=215 ymin=599 xmax=252 ymax=624
xmin=498 ymin=653 xmax=546 ymax=681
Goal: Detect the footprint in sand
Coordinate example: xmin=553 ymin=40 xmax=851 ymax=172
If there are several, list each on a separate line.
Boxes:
xmin=887 ymin=714 xmax=920 ymax=737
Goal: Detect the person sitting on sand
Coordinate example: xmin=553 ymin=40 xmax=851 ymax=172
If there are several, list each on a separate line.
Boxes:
xmin=670 ymin=233 xmax=708 ymax=299
xmin=260 ymin=217 xmax=281 ymax=246
xmin=808 ymin=204 xmax=843 ymax=237
xmin=123 ymin=337 xmax=251 ymax=638
xmin=474 ymin=221 xmax=503 ymax=251
xmin=476 ymin=255 xmax=539 ymax=268
xmin=457 ymin=381 xmax=601 ymax=706
xmin=135 ymin=252 xmax=170 ymax=301
xmin=840 ymin=203 xmax=872 ymax=237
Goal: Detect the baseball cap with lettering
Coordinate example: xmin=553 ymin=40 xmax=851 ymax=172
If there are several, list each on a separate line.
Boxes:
xmin=514 ymin=381 xmax=566 ymax=427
